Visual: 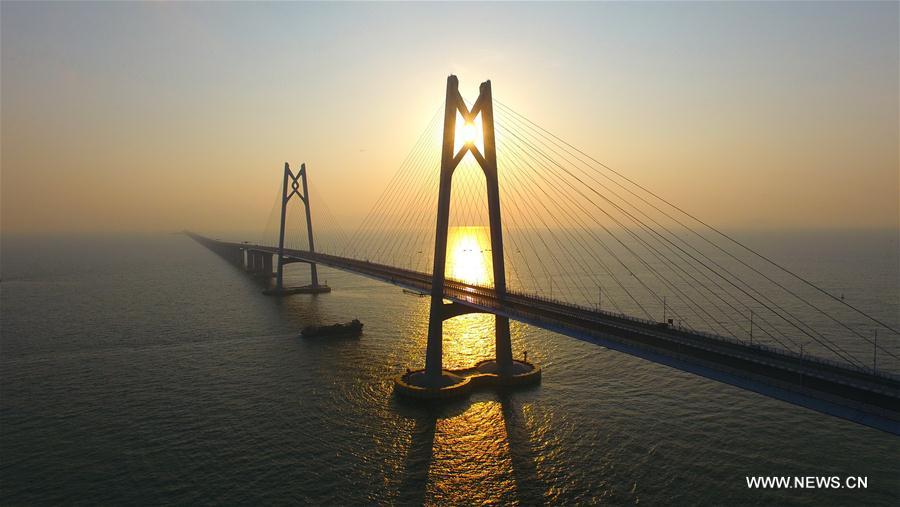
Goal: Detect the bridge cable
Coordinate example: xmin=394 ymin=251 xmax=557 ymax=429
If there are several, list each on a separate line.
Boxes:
xmin=496 ymin=100 xmax=899 ymax=355
xmin=345 ymin=105 xmax=442 ymax=262
xmin=497 ymin=109 xmax=797 ymax=347
xmin=495 ymin=102 xmax=873 ymax=367
xmin=496 ymin=114 xmax=865 ymax=365
xmin=498 ymin=121 xmax=740 ymax=338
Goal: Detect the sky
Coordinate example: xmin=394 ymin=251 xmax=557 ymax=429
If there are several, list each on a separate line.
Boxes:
xmin=2 ymin=1 xmax=898 ymax=235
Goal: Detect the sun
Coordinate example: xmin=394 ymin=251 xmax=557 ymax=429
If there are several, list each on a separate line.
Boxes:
xmin=453 ymin=114 xmax=485 ymax=155
xmin=447 ymin=226 xmax=491 ymax=285
xmin=460 ymin=122 xmax=478 ymax=145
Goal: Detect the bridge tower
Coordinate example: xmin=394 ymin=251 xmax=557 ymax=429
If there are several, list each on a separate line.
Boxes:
xmin=265 ymin=162 xmax=331 ymax=295
xmin=396 ymin=75 xmax=540 ymax=396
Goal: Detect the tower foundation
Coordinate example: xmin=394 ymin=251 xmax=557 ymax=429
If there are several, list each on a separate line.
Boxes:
xmin=395 ymin=359 xmax=541 ymax=399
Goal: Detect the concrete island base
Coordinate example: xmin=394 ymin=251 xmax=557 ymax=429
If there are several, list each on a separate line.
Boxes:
xmin=262 ymin=284 xmax=332 ymax=296
xmin=394 ymin=359 xmax=541 ymax=400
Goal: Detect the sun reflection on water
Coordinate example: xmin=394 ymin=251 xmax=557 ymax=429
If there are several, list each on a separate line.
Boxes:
xmin=446 ymin=226 xmax=492 ymax=286
xmin=441 ymin=313 xmax=495 ymax=370
xmin=427 ymin=401 xmax=516 ymax=503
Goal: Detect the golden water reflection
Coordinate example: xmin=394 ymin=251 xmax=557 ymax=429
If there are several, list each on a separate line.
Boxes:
xmin=395 ymin=398 xmax=548 ymax=505
xmin=427 ymin=401 xmax=516 ymax=503
xmin=396 ymin=224 xmax=548 ymax=502
xmin=446 ymin=226 xmax=492 ymax=286
xmin=440 ymin=227 xmax=512 ymax=369
xmin=441 ymin=313 xmax=495 ymax=370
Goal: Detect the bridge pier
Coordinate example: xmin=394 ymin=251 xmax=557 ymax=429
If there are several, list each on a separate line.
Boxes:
xmin=395 ymin=75 xmax=539 ymax=399
xmin=243 ymin=250 xmax=272 ymax=277
xmin=263 ymin=162 xmax=332 ymax=296
xmin=254 ymin=252 xmax=263 ymax=273
xmin=262 ymin=253 xmax=273 ymax=277
xmin=245 ymin=250 xmax=255 ymax=273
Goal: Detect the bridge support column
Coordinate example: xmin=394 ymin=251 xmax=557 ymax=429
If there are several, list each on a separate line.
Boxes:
xmin=264 ymin=162 xmax=331 ymax=296
xmin=247 ymin=250 xmax=268 ymax=276
xmin=398 ymin=75 xmax=538 ymax=398
xmin=247 ymin=251 xmax=256 ymax=273
xmin=262 ymin=253 xmax=273 ymax=277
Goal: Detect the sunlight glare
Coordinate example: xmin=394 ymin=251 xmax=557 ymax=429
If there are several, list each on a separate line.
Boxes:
xmin=427 ymin=401 xmax=515 ymax=503
xmin=454 ymin=113 xmax=485 ymax=156
xmin=461 ymin=122 xmax=478 ymax=144
xmin=446 ymin=226 xmax=492 ymax=286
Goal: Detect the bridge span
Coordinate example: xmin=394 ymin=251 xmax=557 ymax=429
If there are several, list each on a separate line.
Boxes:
xmin=188 ymin=232 xmax=900 ymax=435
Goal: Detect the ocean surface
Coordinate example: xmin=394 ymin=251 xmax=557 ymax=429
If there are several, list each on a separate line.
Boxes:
xmin=1 ymin=231 xmax=898 ymax=505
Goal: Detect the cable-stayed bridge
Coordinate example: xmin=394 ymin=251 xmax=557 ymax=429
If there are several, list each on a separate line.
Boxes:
xmin=190 ymin=76 xmax=900 ymax=434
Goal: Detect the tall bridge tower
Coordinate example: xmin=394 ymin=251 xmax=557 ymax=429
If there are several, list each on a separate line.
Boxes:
xmin=396 ymin=75 xmax=540 ymax=397
xmin=264 ymin=162 xmax=331 ymax=295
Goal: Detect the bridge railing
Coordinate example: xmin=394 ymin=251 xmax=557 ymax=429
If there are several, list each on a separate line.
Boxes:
xmin=498 ymin=286 xmax=898 ymax=381
xmin=434 ymin=275 xmax=896 ymax=381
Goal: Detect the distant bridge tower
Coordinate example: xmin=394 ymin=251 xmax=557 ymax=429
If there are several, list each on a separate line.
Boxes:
xmin=396 ymin=75 xmax=539 ymax=397
xmin=265 ymin=162 xmax=331 ymax=295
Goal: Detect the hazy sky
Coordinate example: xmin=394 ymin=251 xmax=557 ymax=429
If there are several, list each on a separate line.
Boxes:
xmin=2 ymin=1 xmax=897 ymax=235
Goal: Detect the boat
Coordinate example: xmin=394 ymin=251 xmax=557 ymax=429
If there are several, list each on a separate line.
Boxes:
xmin=300 ymin=319 xmax=363 ymax=338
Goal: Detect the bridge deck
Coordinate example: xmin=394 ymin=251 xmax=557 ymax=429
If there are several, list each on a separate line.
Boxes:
xmin=188 ymin=233 xmax=900 ymax=434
